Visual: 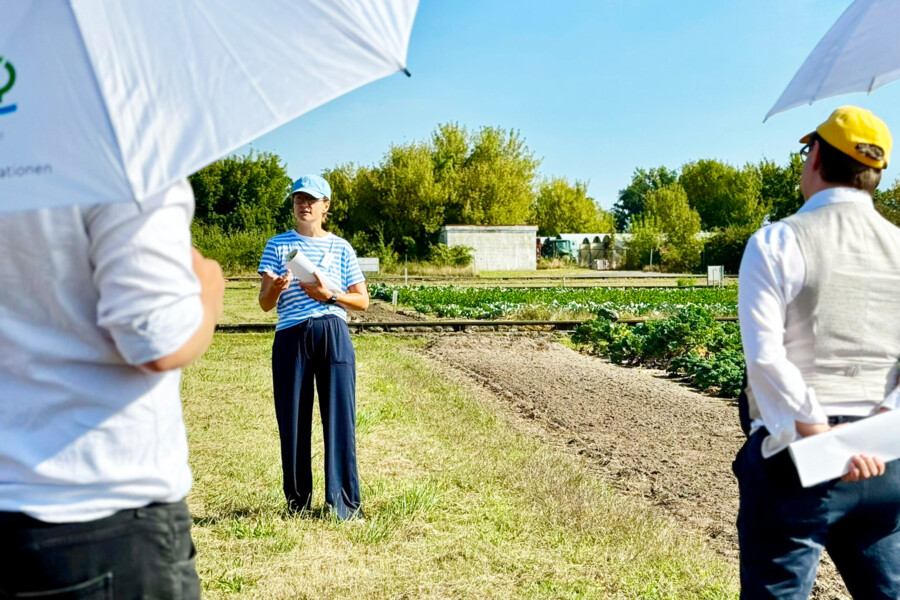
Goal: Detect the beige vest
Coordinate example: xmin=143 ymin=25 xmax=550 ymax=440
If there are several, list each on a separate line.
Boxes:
xmin=748 ymin=201 xmax=900 ymax=421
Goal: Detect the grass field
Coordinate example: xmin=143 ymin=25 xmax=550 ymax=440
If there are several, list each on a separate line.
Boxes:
xmin=182 ymin=332 xmax=737 ymax=598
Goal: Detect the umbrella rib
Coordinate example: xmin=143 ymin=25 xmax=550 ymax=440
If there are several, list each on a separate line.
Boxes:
xmin=318 ymin=0 xmax=406 ymax=71
xmin=66 ymin=0 xmax=140 ymax=205
xmin=191 ymin=0 xmax=280 ymax=120
xmin=765 ymin=0 xmax=873 ymax=120
xmin=808 ymin=0 xmax=871 ymax=104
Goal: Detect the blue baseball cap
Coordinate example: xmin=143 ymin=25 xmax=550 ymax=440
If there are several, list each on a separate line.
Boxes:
xmin=291 ymin=174 xmax=331 ymax=199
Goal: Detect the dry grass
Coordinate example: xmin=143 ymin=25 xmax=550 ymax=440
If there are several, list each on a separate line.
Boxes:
xmin=504 ymin=305 xmax=598 ymax=321
xmin=181 ymin=333 xmax=737 ymax=599
xmin=381 ymin=262 xmax=479 ymax=277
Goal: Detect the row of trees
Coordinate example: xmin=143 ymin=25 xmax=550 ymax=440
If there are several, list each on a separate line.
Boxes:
xmin=323 ymin=123 xmax=617 ymax=261
xmin=613 ymin=158 xmax=803 ymax=272
xmin=188 ymin=123 xmax=900 ymax=272
xmin=614 ymin=157 xmax=900 ymax=272
xmin=189 ymin=124 xmax=613 ymax=264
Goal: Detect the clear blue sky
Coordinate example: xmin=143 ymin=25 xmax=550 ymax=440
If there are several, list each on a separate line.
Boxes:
xmin=240 ymin=0 xmax=900 ymax=211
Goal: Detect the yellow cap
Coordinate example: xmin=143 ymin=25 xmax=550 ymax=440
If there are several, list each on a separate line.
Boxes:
xmin=800 ymin=106 xmax=892 ymax=169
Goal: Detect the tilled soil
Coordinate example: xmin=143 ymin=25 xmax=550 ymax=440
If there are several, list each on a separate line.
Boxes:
xmin=420 ymin=334 xmax=849 ymax=599
xmin=350 ymin=300 xmax=423 ymax=322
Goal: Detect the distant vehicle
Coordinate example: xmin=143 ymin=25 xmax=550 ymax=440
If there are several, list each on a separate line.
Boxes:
xmin=538 ymin=237 xmax=576 ymax=261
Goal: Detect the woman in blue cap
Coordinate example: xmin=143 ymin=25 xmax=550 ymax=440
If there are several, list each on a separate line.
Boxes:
xmin=258 ymin=174 xmax=368 ymax=519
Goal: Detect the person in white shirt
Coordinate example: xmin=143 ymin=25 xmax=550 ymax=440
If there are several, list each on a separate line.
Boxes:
xmin=735 ymin=106 xmax=900 ymax=599
xmin=0 ymin=180 xmax=224 ymax=597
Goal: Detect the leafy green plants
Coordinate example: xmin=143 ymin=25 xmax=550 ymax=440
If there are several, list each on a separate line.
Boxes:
xmin=368 ymin=284 xmax=737 ymax=320
xmin=572 ymin=306 xmax=745 ymax=398
xmin=670 ymin=349 xmax=745 ymax=397
xmin=632 ymin=306 xmax=718 ymax=365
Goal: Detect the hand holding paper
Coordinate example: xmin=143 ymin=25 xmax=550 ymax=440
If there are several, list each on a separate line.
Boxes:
xmin=842 ymin=453 xmax=887 ymax=483
xmin=286 ymin=249 xmax=341 ymax=293
xmin=789 ymin=409 xmax=900 ymax=487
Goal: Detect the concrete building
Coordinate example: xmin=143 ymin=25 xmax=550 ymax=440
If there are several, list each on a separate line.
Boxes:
xmin=439 ymin=225 xmax=538 ymax=272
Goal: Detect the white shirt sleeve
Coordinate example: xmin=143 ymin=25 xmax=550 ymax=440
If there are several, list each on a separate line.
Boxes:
xmin=85 ymin=180 xmax=203 ymax=366
xmin=738 ymin=224 xmax=828 ymax=456
xmin=881 ymin=383 xmax=900 ymax=411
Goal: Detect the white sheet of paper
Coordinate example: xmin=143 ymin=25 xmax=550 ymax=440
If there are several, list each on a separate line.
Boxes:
xmin=285 ymin=250 xmax=341 ymax=293
xmin=788 ymin=410 xmax=900 ymax=487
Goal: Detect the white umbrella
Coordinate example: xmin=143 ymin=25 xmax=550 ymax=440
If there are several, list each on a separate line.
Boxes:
xmin=0 ymin=0 xmax=418 ymax=212
xmin=766 ymin=0 xmax=900 ymax=121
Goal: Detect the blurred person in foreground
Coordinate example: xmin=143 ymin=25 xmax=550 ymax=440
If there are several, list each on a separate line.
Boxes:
xmin=258 ymin=174 xmax=368 ymax=520
xmin=734 ymin=106 xmax=900 ymax=599
xmin=0 ymin=180 xmax=224 ymax=597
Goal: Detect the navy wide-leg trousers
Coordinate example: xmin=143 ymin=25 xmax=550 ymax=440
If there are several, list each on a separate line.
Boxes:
xmin=272 ymin=315 xmax=361 ymax=519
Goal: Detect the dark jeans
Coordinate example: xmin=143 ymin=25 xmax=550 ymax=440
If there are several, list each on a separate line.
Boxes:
xmin=733 ymin=429 xmax=900 ymax=599
xmin=272 ymin=315 xmax=361 ymax=519
xmin=0 ymin=500 xmax=198 ymax=599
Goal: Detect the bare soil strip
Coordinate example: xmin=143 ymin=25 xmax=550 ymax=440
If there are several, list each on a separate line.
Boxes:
xmin=419 ymin=334 xmax=850 ymax=600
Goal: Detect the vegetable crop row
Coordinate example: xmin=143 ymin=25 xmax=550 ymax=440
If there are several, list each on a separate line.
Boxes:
xmin=369 ymin=284 xmax=738 ymax=319
xmin=572 ymin=306 xmax=745 ymax=398
xmin=369 ymin=284 xmax=745 ymax=397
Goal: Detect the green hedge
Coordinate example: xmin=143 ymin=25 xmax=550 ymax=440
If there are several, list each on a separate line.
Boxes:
xmin=191 ymin=224 xmax=272 ymax=273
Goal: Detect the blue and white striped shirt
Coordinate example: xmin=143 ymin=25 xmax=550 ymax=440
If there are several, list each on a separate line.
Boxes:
xmin=258 ymin=231 xmax=365 ymax=330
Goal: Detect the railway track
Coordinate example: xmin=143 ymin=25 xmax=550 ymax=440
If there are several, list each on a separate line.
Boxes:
xmin=217 ymin=316 xmax=738 ymax=334
xmin=225 ymin=276 xmax=734 ymax=289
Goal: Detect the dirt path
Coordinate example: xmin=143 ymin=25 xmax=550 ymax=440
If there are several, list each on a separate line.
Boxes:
xmin=420 ymin=334 xmax=849 ymax=599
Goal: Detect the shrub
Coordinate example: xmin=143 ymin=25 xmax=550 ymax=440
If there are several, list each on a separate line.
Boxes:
xmin=607 ymin=329 xmax=644 ymax=365
xmin=537 ymin=257 xmax=574 ymax=270
xmin=349 ymin=228 xmax=399 ymax=268
xmin=670 ymin=349 xmax=745 ymax=397
xmin=703 ymin=223 xmax=758 ymax=274
xmin=572 ymin=307 xmax=744 ymax=397
xmin=192 ymin=224 xmax=272 ymax=274
xmin=572 ymin=317 xmax=631 ymax=356
xmin=427 ymin=244 xmax=474 ymax=267
xmin=633 ymin=305 xmax=717 ymax=365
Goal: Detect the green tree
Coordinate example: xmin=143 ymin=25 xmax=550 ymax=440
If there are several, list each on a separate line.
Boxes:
xmin=532 ymin=177 xmax=615 ymax=236
xmin=643 ymin=183 xmax=704 ymax=272
xmin=321 ymin=163 xmax=359 ymax=237
xmin=873 ymin=177 xmax=900 ymax=227
xmin=613 ymin=166 xmax=678 ymax=231
xmin=759 ymin=153 xmax=804 ymax=222
xmin=376 ymin=142 xmax=446 ymax=256
xmin=625 ymin=214 xmax=665 ymax=270
xmin=431 ymin=122 xmax=471 ymax=224
xmin=457 ymin=127 xmax=540 ymax=226
xmin=679 ymin=159 xmax=764 ymax=230
xmin=703 ymin=222 xmax=758 ymax=273
xmin=694 ymin=154 xmax=804 ymax=273
xmin=189 ymin=152 xmax=292 ymax=232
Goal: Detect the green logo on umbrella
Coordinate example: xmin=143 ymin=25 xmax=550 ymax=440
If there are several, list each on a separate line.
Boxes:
xmin=0 ymin=57 xmax=17 ymax=116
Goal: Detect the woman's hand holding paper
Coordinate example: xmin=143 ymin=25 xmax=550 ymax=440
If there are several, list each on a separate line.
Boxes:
xmin=299 ymin=271 xmax=334 ymax=302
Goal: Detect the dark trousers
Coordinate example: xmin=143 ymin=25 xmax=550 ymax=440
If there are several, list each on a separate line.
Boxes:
xmin=0 ymin=501 xmax=198 ymax=599
xmin=272 ymin=315 xmax=361 ymax=519
xmin=733 ymin=429 xmax=900 ymax=599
